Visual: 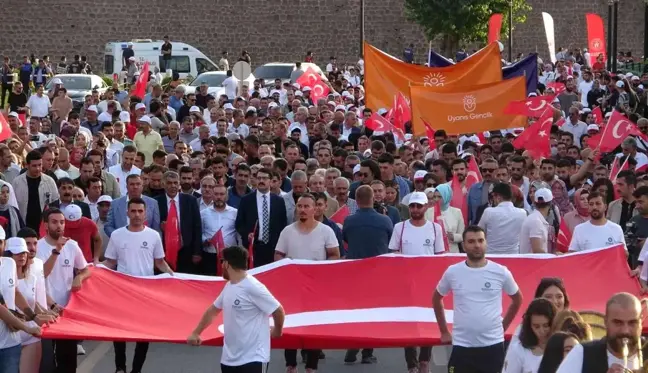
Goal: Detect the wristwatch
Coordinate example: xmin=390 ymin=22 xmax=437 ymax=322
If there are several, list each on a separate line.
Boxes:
xmin=51 ymin=249 xmax=60 ymax=256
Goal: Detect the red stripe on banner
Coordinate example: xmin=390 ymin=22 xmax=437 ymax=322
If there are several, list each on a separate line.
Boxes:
xmin=42 ymin=245 xmax=639 ymax=348
xmin=488 ymin=14 xmax=504 ymax=44
xmin=586 ymin=13 xmax=607 ymax=66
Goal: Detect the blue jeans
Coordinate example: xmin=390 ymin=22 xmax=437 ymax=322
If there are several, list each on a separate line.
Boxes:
xmin=0 ymin=344 xmax=21 ymax=373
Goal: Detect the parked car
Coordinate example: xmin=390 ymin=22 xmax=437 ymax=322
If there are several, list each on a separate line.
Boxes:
xmin=45 ymin=74 xmax=109 ymax=112
xmin=177 ymin=71 xmax=255 ymax=97
xmin=253 ymin=62 xmax=327 ymax=85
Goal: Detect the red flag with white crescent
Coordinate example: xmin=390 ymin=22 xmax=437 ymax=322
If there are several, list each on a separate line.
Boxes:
xmin=295 ymin=67 xmax=321 ymax=88
xmin=310 ymin=81 xmax=330 ymax=103
xmin=466 ymin=155 xmax=482 ymax=189
xmin=393 ymin=93 xmax=411 ymax=131
xmin=556 ymin=219 xmax=572 ymax=253
xmin=503 ymin=95 xmax=554 ymax=118
xmin=365 ymin=113 xmax=392 ymax=132
xmin=512 ymin=110 xmax=553 ymax=159
xmin=547 ymin=82 xmax=566 ymax=95
xmin=588 ymin=110 xmax=639 ymax=152
xmin=131 ymin=62 xmax=150 ymax=99
xmin=330 ymin=205 xmax=350 ymax=226
xmin=592 ymin=106 xmax=603 ymax=125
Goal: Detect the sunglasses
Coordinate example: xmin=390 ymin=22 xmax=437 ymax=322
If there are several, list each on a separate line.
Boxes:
xmin=481 ymin=168 xmax=497 ymax=173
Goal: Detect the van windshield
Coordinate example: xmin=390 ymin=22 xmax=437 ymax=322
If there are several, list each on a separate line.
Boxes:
xmin=189 ymin=74 xmax=226 ymax=87
xmin=253 ymin=65 xmax=293 ymax=80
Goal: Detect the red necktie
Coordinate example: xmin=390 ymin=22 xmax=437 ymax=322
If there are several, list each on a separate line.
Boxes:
xmin=165 ymin=199 xmax=180 ymax=270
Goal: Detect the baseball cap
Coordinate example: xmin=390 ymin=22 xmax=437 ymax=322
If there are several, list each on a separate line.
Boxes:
xmin=64 ymin=204 xmax=82 ymax=222
xmin=295 ymin=90 xmax=303 ymax=97
xmin=138 ymin=115 xmax=151 ymax=125
xmin=5 ymin=237 xmax=27 ymax=255
xmin=7 ymin=112 xmax=18 ymax=118
xmin=268 ymin=102 xmax=279 ymax=109
xmin=587 ymin=124 xmax=600 ymax=132
xmin=292 ymin=83 xmax=301 ymax=90
xmin=408 ymin=191 xmax=429 ymax=206
xmin=334 ymin=105 xmax=346 ymax=112
xmin=135 ymin=103 xmax=146 ymax=111
xmin=128 ymin=56 xmax=136 ymax=61
xmin=534 ymin=188 xmax=554 ymax=203
xmin=302 ymin=86 xmax=312 ymax=92
xmin=52 ymin=78 xmax=63 ymax=85
xmin=97 ymin=195 xmax=113 ymax=204
xmin=119 ymin=111 xmax=131 ymax=122
xmin=223 ymin=103 xmax=235 ymax=110
xmin=98 ymin=112 xmax=112 ymax=123
xmin=246 ymin=106 xmax=257 ymax=113
xmin=189 ymin=106 xmax=201 ymax=113
xmin=414 ymin=170 xmax=427 ymax=181
xmin=87 ymin=105 xmax=98 ymax=113
xmin=616 ymin=80 xmax=625 ymax=88
xmin=352 ymin=164 xmax=361 ymax=175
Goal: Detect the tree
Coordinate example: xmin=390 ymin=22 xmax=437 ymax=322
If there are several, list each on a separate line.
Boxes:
xmin=404 ymin=0 xmax=531 ymax=56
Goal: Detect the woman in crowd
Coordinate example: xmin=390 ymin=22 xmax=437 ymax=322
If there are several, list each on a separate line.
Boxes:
xmin=503 ymin=298 xmax=557 ymax=373
xmin=0 ymin=185 xmax=23 ymax=238
xmin=384 ymin=180 xmax=409 ymax=220
xmin=433 ymin=184 xmax=464 ymax=253
xmin=512 ymin=278 xmax=570 ymax=343
xmin=552 ymin=311 xmax=593 ymax=341
xmin=562 ymin=188 xmax=590 ymax=233
xmin=536 ymin=332 xmax=581 ymax=373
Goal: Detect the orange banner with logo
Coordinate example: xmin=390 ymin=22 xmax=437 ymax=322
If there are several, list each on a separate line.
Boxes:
xmin=410 ymin=77 xmax=526 ymax=135
xmin=364 ymin=42 xmax=502 ymax=111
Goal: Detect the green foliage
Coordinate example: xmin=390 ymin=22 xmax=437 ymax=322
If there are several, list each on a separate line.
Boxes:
xmin=404 ymin=0 xmax=531 ymax=47
xmin=102 ymin=76 xmax=113 ymax=86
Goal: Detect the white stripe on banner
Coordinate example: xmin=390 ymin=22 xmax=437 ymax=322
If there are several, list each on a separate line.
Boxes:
xmin=217 ymin=307 xmax=454 ymax=333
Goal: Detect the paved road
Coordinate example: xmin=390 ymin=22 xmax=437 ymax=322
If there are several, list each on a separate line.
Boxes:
xmin=74 ymin=341 xmax=450 ymax=373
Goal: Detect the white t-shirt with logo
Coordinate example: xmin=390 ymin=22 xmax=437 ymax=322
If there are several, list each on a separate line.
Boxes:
xmin=436 ymin=260 xmax=519 ymax=347
xmin=519 ymin=210 xmax=549 ymax=254
xmin=17 ymin=272 xmax=40 ymax=345
xmin=36 ymin=238 xmax=88 ymax=307
xmin=503 ymin=341 xmax=543 ymax=373
xmin=0 ymin=257 xmax=20 ymax=349
xmin=104 ymin=227 xmax=164 ymax=277
xmin=388 ymin=220 xmax=445 ymax=255
xmin=568 ymin=220 xmax=626 ymax=252
xmin=215 ymin=275 xmax=281 ymax=367
xmin=556 ymin=343 xmax=640 ymax=372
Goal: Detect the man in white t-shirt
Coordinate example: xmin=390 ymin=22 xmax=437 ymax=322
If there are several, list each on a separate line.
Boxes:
xmin=35 ymin=208 xmax=90 ymax=373
xmin=432 ymin=226 xmax=523 ymax=372
xmin=578 ymin=70 xmax=594 ymax=108
xmin=569 ymin=191 xmax=626 ymax=252
xmin=108 ymin=145 xmax=141 ymax=196
xmin=557 ymin=292 xmax=642 ymax=372
xmin=187 ymin=246 xmax=285 ymax=373
xmin=478 ymin=182 xmax=527 ymax=253
xmin=519 ymin=188 xmax=552 ymax=254
xmin=25 ymin=85 xmax=51 ymax=118
xmin=388 ymin=191 xmax=443 ymax=373
xmin=274 ymin=193 xmax=339 ymax=373
xmin=103 ymin=196 xmax=172 ymax=373
xmin=222 ymin=70 xmax=238 ymax=100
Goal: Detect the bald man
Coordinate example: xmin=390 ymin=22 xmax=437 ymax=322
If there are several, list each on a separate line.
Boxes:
xmin=557 ymin=292 xmax=643 ymax=372
xmin=58 ymin=148 xmax=80 ymax=179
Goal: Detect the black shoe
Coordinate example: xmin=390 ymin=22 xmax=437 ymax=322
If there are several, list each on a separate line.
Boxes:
xmin=319 ymin=351 xmax=325 ymax=359
xmin=301 ymin=350 xmax=307 ymax=363
xmin=344 ymin=351 xmax=357 ymax=365
xmin=361 ymin=355 xmax=377 ymax=364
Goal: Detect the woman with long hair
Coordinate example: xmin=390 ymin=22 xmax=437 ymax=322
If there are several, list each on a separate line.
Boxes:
xmin=0 ymin=185 xmax=23 ymax=238
xmin=512 ymin=278 xmax=570 ymax=343
xmin=503 ymin=298 xmax=557 ymax=373
xmin=536 ymin=332 xmax=581 ymax=373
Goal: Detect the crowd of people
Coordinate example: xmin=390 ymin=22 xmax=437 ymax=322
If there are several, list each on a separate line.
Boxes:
xmin=0 ymin=40 xmax=645 ymax=373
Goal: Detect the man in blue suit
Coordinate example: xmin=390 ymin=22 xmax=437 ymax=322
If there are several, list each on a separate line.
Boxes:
xmin=105 ymin=174 xmax=160 ymax=237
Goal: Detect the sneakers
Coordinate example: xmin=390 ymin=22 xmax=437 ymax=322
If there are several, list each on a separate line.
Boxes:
xmin=285 ymin=367 xmax=298 ymax=373
xmin=361 ymin=355 xmax=377 ymax=364
xmin=77 ymin=344 xmax=86 ymax=355
xmin=419 ymin=361 xmax=430 ymax=373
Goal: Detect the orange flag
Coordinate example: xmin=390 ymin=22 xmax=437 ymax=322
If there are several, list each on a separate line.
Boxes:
xmin=410 ymin=77 xmax=526 ymax=135
xmin=364 ymin=42 xmax=502 ymax=111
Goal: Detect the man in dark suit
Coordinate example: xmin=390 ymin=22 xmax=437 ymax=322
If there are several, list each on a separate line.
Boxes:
xmin=155 ymin=170 xmax=202 ymax=274
xmin=50 ymin=177 xmax=92 ymax=219
xmin=235 ymin=167 xmax=288 ymax=267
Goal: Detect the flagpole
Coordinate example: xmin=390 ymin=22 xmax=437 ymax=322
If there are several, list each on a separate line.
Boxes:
xmin=359 ymin=0 xmax=365 ymax=56
xmin=428 ymin=40 xmax=432 ymax=66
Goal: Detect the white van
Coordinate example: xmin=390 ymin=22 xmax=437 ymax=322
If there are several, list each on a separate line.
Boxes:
xmin=104 ymin=39 xmax=219 ymax=79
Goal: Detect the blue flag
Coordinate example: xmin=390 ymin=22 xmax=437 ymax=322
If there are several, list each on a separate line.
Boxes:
xmin=427 ymin=50 xmax=538 ymax=95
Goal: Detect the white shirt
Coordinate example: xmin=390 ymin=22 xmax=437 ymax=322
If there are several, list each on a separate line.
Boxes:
xmin=84 ymin=196 xmax=100 ymax=221
xmin=569 ymin=220 xmax=626 ymax=252
xmin=222 ymin=76 xmax=239 ymax=99
xmin=36 ymin=238 xmax=87 ymax=307
xmin=288 ymin=122 xmax=309 ymax=147
xmin=388 ymin=220 xmax=445 ymax=255
xmin=189 ymin=137 xmax=205 ymax=152
xmin=503 ymin=342 xmax=543 ymax=373
xmin=198 ymin=197 xmax=213 ymax=211
xmin=104 ymin=227 xmax=165 ymax=276
xmin=436 ymin=260 xmax=519 ymax=347
xmin=256 ymin=191 xmax=271 ymax=242
xmin=562 ymin=120 xmax=588 ymax=148
xmin=108 ymin=164 xmax=141 ymax=196
xmin=201 ymin=205 xmax=239 ymax=254
xmin=26 ymin=94 xmax=51 ymax=118
xmin=0 ymin=257 xmax=20 ymax=349
xmin=275 ymin=222 xmax=338 ymax=261
xmin=478 ymin=201 xmax=527 ymax=254
xmin=227 ymin=123 xmax=249 ymax=139
xmin=578 ymin=80 xmax=594 ymax=107
xmin=109 ymin=138 xmax=125 ymax=157
xmin=215 ymin=275 xmax=281 ymax=366
xmin=519 ymin=210 xmax=550 ymax=254
xmin=556 ymin=343 xmax=640 ymax=372
xmin=17 ymin=272 xmax=41 ymax=345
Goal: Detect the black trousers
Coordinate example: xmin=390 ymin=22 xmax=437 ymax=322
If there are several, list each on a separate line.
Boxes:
xmin=40 ymin=339 xmax=55 ymax=373
xmin=1 ymin=83 xmax=11 ymax=108
xmin=201 ymin=251 xmax=218 ymax=276
xmin=220 ymin=361 xmax=264 ymax=373
xmin=53 ymin=339 xmax=77 ymax=373
xmin=447 ymin=342 xmax=505 ymax=373
xmin=113 ymin=341 xmax=149 ymax=373
xmin=404 ymin=346 xmax=432 ymax=369
xmin=285 ymin=349 xmax=320 ymax=370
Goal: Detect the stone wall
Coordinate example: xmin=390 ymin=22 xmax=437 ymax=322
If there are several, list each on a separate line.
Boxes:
xmin=0 ymin=0 xmax=645 ymax=72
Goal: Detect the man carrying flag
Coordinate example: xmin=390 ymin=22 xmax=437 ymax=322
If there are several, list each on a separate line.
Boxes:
xmin=200 ymin=182 xmax=239 ymax=276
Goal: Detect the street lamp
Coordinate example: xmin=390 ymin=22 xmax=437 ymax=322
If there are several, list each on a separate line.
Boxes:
xmin=607 ymin=0 xmax=613 ymax=70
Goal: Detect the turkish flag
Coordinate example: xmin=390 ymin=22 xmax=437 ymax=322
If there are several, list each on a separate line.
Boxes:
xmin=0 ymin=114 xmax=13 ymax=142
xmin=393 ymin=93 xmax=411 ymax=131
xmin=488 ymin=14 xmax=504 ymax=44
xmin=310 ymin=81 xmax=330 ymax=103
xmin=421 ymin=118 xmax=435 ymax=144
xmin=555 ymin=117 xmax=566 ymax=127
xmin=592 ymin=106 xmax=603 ymax=125
xmin=503 ymin=95 xmax=554 ymax=117
xmin=512 ymin=110 xmax=553 ymax=159
xmin=466 ymin=155 xmax=482 ymax=188
xmin=330 ymin=205 xmax=350 ymax=226
xmin=42 ymin=245 xmax=640 ymax=347
xmin=610 ymin=156 xmax=630 ymax=200
xmin=365 ymin=113 xmax=392 ymax=132
xmin=131 ymin=62 xmax=150 ymax=99
xmin=211 ymin=228 xmax=225 ymax=275
xmin=547 ymin=82 xmax=566 ymax=95
xmin=556 ymin=219 xmax=572 ymax=253
xmin=295 ymin=67 xmax=321 ymax=88
xmin=587 ymin=110 xmax=638 ymax=152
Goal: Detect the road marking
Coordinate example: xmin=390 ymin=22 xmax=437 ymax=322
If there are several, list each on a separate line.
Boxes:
xmin=78 ymin=342 xmax=111 ymax=373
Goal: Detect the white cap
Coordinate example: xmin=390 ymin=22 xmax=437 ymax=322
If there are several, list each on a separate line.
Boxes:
xmin=342 ymin=91 xmax=353 ymax=98
xmin=189 ymin=106 xmax=201 ymax=113
xmin=302 ymin=86 xmax=312 ymax=92
xmin=119 ymin=111 xmax=131 ymax=122
xmin=137 ymin=115 xmax=151 ymax=125
xmin=246 ymin=106 xmax=257 ymax=113
xmin=334 ymin=105 xmax=346 ymax=112
xmin=97 ymin=195 xmax=113 ymax=204
xmin=98 ymin=112 xmax=112 ymax=123
xmin=408 ymin=191 xmax=429 ymax=206
xmin=292 ymin=83 xmax=301 ymax=90
xmin=7 ymin=112 xmax=18 ymax=118
xmin=64 ymin=204 xmax=82 ymax=222
xmin=295 ymin=90 xmax=303 ymax=97
xmin=129 ymin=56 xmax=136 ymax=61
xmin=135 ymin=103 xmax=146 ymax=111
xmin=52 ymin=78 xmax=63 ymax=85
xmin=268 ymin=102 xmax=279 ymax=109
xmin=5 ymin=237 xmax=27 ymax=254
xmin=587 ymin=124 xmax=600 ymax=132
xmin=632 ymin=75 xmax=640 ymax=81
xmin=625 ymin=72 xmax=634 ymax=78
xmin=270 ymin=89 xmax=282 ymax=96
xmin=616 ymin=80 xmax=625 ymax=88
xmin=605 ymin=111 xmax=613 ymax=118
xmin=534 ymin=188 xmax=554 ymax=203
xmin=223 ymin=103 xmax=235 ymax=110
xmin=0 ymin=226 xmax=6 ymax=240
xmin=414 ymin=170 xmax=427 ymax=181
xmin=87 ymin=105 xmax=98 ymax=113
xmin=352 ymin=164 xmax=361 ymax=175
